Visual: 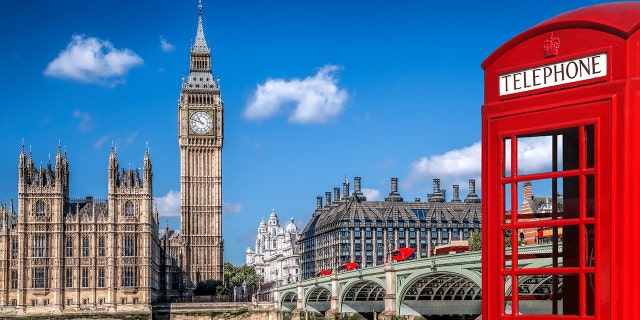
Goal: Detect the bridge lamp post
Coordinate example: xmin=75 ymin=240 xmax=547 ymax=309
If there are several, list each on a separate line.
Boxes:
xmin=386 ymin=237 xmax=393 ymax=266
xmin=335 ymin=231 xmax=341 ymax=272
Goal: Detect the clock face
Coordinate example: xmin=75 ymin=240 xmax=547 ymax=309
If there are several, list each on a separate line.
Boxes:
xmin=189 ymin=111 xmax=213 ymax=134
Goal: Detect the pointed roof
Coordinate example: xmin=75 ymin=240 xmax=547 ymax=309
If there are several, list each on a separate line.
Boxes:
xmin=192 ymin=0 xmax=210 ymax=53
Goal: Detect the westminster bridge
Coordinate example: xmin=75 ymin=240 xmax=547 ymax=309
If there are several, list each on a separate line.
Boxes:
xmin=274 ymin=244 xmax=557 ymax=318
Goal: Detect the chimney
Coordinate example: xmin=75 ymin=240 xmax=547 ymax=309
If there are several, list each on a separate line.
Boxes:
xmin=352 ymin=177 xmax=366 ymax=201
xmin=343 ymin=179 xmax=350 ymax=200
xmin=385 ymin=177 xmax=403 ymax=202
xmin=316 ymin=196 xmax=323 ymax=209
xmin=334 ymin=187 xmax=341 ymax=202
xmin=523 ymin=181 xmax=533 ymax=200
xmin=354 ymin=177 xmax=362 ymax=192
xmin=325 ymin=192 xmax=332 ymax=206
xmin=428 ymin=178 xmax=445 ymax=202
xmin=451 ymin=185 xmax=461 ymax=202
xmin=464 ymin=179 xmax=481 ymax=203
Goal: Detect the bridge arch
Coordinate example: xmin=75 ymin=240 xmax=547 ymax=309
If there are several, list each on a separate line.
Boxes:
xmin=304 ymin=284 xmax=332 ymax=313
xmin=340 ymin=278 xmax=386 ymax=313
xmin=504 ymin=263 xmax=566 ymax=315
xmin=280 ymin=291 xmax=298 ymax=311
xmin=398 ymin=271 xmax=482 ymax=316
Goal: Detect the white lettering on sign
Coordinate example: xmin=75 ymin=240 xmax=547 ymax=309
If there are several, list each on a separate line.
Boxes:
xmin=499 ymin=53 xmax=608 ymax=96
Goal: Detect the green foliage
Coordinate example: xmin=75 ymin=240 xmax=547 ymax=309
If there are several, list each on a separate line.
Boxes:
xmin=216 ymin=284 xmax=231 ymax=296
xmin=468 ymin=231 xmax=482 ymax=251
xmin=468 ymin=229 xmax=525 ymax=252
xmin=196 ymin=262 xmax=261 ymax=297
xmin=222 ymin=262 xmax=261 ymax=287
xmin=231 ymin=264 xmax=261 ymax=287
xmin=504 ymin=229 xmax=513 ymax=248
xmin=192 ymin=262 xmax=257 ymax=296
xmin=193 ymin=279 xmax=222 ymax=295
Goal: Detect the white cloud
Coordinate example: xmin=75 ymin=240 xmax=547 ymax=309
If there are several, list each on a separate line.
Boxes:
xmin=223 ymin=202 xmax=244 ymax=215
xmin=405 ymin=138 xmax=558 ymax=197
xmin=160 ymin=36 xmax=175 ymax=52
xmin=508 ymin=136 xmax=557 ymax=175
xmin=406 ymin=142 xmax=482 ymax=192
xmin=362 ymin=188 xmax=381 ymax=201
xmin=243 ymin=65 xmax=348 ymax=124
xmin=155 ymin=190 xmax=180 ymax=217
xmin=93 ymin=135 xmax=110 ymax=149
xmin=44 ymin=34 xmax=143 ymax=86
xmin=124 ymin=131 xmax=138 ymax=144
xmin=73 ymin=109 xmax=92 ymax=132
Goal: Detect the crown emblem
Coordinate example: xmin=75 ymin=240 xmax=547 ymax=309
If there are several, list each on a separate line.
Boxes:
xmin=543 ymin=33 xmax=560 ymax=58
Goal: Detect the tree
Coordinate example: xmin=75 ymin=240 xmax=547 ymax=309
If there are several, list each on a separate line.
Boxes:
xmin=223 ymin=262 xmax=235 ymax=288
xmin=468 ymin=229 xmax=523 ymax=252
xmin=231 ymin=265 xmax=261 ymax=287
xmin=193 ymin=279 xmax=222 ymax=295
xmin=468 ymin=231 xmax=482 ymax=251
xmin=216 ymin=284 xmax=230 ymax=296
xmin=216 ymin=262 xmax=262 ymax=296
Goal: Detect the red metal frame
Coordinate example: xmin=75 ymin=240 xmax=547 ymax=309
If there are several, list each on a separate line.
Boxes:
xmin=488 ymin=103 xmax=610 ymax=318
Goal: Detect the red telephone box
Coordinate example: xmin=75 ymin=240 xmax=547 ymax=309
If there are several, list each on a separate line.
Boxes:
xmin=482 ymin=3 xmax=640 ymax=319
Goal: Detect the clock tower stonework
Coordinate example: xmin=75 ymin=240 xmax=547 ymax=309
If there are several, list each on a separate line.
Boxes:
xmin=178 ymin=1 xmax=224 ymax=286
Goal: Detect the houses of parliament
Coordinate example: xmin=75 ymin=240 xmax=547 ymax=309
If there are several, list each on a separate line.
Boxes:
xmin=0 ymin=2 xmax=223 ymax=314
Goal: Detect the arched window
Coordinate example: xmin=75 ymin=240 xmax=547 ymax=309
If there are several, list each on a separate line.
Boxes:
xmin=82 ymin=236 xmax=90 ymax=257
xmin=32 ymin=234 xmax=47 ymax=257
xmin=66 ymin=237 xmax=73 ymax=257
xmin=122 ymin=234 xmax=135 ymax=256
xmin=121 ymin=266 xmax=137 ymax=287
xmin=35 ymin=201 xmax=45 ymax=218
xmin=98 ymin=236 xmax=105 ymax=257
xmin=124 ymin=202 xmax=134 ymax=218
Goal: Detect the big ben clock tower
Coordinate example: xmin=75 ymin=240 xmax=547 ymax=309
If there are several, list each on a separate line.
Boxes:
xmin=178 ymin=0 xmax=223 ymax=286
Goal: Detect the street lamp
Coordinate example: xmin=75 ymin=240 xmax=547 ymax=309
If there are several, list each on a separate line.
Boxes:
xmin=334 ymin=231 xmax=339 ymax=272
xmin=386 ymin=237 xmax=393 ymax=265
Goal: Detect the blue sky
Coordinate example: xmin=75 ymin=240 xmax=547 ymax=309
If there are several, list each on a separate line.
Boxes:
xmin=0 ymin=0 xmax=615 ymax=265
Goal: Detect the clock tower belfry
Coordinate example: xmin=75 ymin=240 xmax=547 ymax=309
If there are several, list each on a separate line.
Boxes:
xmin=178 ymin=0 xmax=224 ymax=286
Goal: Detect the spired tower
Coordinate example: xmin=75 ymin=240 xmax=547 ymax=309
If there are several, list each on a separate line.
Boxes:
xmin=178 ymin=0 xmax=224 ymax=286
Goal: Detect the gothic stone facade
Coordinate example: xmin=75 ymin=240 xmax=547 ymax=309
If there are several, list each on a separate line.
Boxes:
xmin=0 ymin=3 xmax=223 ymax=314
xmin=177 ymin=1 xmax=224 ymax=286
xmin=0 ymin=147 xmax=160 ymax=313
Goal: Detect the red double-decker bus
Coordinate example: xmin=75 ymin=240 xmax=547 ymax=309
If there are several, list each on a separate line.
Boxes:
xmin=432 ymin=241 xmax=469 ymax=256
xmin=386 ymin=247 xmax=415 ymax=262
xmin=315 ymin=269 xmax=331 ymax=277
xmin=338 ymin=262 xmax=359 ymax=272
